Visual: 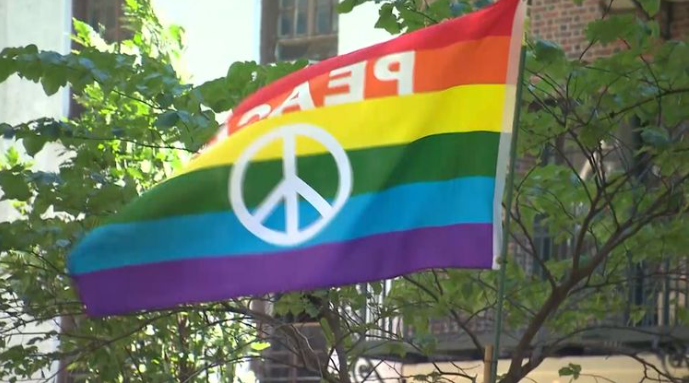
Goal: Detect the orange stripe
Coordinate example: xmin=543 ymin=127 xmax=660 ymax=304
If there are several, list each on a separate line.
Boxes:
xmin=363 ymin=36 xmax=509 ymax=99
xmin=227 ymin=36 xmax=510 ymax=131
xmin=414 ymin=36 xmax=510 ymax=93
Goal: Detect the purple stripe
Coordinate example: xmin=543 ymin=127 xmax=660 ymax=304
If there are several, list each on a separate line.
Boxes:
xmin=74 ymin=224 xmax=493 ymax=316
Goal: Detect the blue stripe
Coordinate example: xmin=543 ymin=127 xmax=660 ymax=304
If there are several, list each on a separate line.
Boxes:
xmin=70 ymin=176 xmax=495 ymax=274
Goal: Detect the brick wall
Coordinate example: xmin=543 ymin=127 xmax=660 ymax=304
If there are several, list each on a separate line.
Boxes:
xmin=530 ymin=0 xmax=688 ymax=58
xmin=530 ymin=0 xmax=602 ymax=57
xmin=670 ymin=2 xmax=689 ymax=39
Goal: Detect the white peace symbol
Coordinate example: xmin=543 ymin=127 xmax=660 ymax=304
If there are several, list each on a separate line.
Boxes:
xmin=229 ymin=123 xmax=352 ymax=246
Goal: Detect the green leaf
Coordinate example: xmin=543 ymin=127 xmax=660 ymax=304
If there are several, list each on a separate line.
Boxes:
xmin=585 ymin=15 xmax=637 ymax=44
xmin=4 ymin=147 xmax=20 ymax=167
xmin=77 ymin=57 xmax=96 ymax=70
xmin=461 ymin=282 xmax=474 ymax=299
xmin=558 ymin=363 xmax=582 ymax=379
xmin=397 ymin=6 xmax=427 ymax=32
xmin=678 ymin=308 xmax=689 ymax=325
xmin=250 ymin=341 xmax=270 ymax=351
xmin=368 ymin=281 xmax=382 ymax=296
xmin=40 ymin=76 xmax=62 ymax=95
xmin=427 ymin=0 xmax=453 ymax=21
xmin=22 ymin=136 xmax=47 ymax=157
xmin=72 ymin=19 xmax=94 ymax=46
xmin=319 ymin=318 xmax=335 ymax=347
xmin=154 ymin=110 xmax=179 ymax=129
xmin=534 ymin=39 xmax=565 ymax=64
xmin=155 ymin=92 xmax=174 ymax=108
xmin=640 ymin=127 xmax=671 ymax=148
xmin=638 ymin=0 xmax=660 ymax=16
xmin=0 ymin=58 xmax=16 ymax=83
xmin=630 ymin=308 xmax=646 ymax=324
xmin=168 ymin=25 xmax=184 ymax=44
xmin=17 ymin=54 xmax=43 ymax=82
xmin=0 ymin=123 xmax=14 ymax=139
xmin=0 ymin=172 xmax=31 ymax=201
xmin=375 ymin=4 xmax=401 ymax=34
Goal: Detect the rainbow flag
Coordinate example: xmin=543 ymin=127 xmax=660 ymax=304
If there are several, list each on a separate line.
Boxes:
xmin=69 ymin=0 xmax=526 ymax=316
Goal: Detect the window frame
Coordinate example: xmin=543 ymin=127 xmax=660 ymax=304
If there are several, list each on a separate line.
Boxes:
xmin=261 ymin=0 xmax=338 ymax=63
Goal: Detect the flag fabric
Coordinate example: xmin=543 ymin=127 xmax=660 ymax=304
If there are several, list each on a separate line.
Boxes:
xmin=69 ymin=0 xmax=526 ymax=316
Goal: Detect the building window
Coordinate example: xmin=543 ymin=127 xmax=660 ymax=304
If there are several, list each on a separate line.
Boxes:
xmin=72 ymin=0 xmax=128 ymax=43
xmin=258 ymin=322 xmax=329 ymax=383
xmin=261 ymin=0 xmax=339 ymax=63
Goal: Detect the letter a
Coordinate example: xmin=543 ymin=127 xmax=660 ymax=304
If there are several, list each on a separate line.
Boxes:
xmin=271 ymin=82 xmax=316 ymax=117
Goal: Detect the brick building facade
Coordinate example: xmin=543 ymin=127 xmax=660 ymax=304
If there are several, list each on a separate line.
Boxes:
xmin=531 ymin=0 xmax=689 ymax=56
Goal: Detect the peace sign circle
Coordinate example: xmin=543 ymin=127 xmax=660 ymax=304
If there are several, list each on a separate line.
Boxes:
xmin=229 ymin=123 xmax=352 ymax=246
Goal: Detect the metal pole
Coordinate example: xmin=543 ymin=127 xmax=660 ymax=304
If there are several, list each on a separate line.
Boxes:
xmin=490 ymin=47 xmax=528 ymax=383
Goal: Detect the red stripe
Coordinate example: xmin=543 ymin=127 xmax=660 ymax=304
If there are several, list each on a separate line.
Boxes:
xmin=228 ymin=0 xmax=520 ymax=130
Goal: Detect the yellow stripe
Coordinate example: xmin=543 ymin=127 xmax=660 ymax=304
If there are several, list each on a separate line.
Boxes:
xmin=181 ymin=84 xmax=506 ymax=175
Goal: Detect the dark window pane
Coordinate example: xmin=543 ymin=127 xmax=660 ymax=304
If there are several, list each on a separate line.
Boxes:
xmin=269 ymin=351 xmax=292 ymax=365
xmin=331 ymin=1 xmax=339 ymax=33
xmin=87 ymin=7 xmax=100 ymax=28
xmin=296 ymin=14 xmax=307 ymax=35
xmin=105 ymin=4 xmax=116 ymax=31
xmin=279 ymin=12 xmax=293 ymax=36
xmin=81 ymin=0 xmax=125 ymax=42
xmin=266 ymin=366 xmax=290 ymax=378
xmin=279 ymin=0 xmax=294 ymax=9
xmin=295 ymin=0 xmax=308 ymax=35
xmin=316 ymin=0 xmax=332 ymax=34
xmin=316 ymin=9 xmax=331 ymax=34
xmin=270 ymin=338 xmax=289 ymax=351
xmin=296 ymin=367 xmax=320 ymax=378
xmin=277 ymin=42 xmax=309 ymax=61
xmin=304 ymin=332 xmax=326 ymax=349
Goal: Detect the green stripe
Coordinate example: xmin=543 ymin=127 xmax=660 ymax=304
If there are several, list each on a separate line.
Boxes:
xmin=111 ymin=132 xmax=499 ymax=224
